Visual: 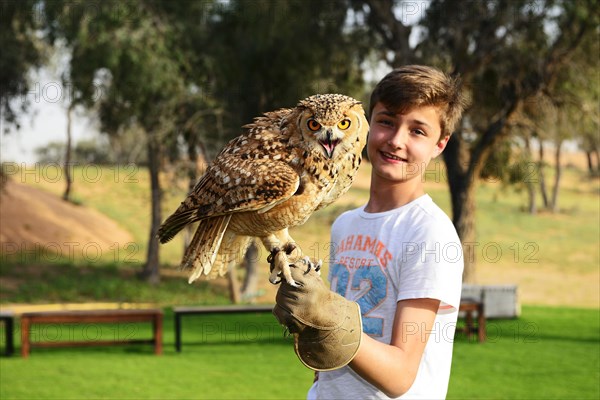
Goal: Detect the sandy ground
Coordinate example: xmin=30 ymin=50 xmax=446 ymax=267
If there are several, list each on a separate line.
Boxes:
xmin=0 ymin=180 xmax=133 ymax=261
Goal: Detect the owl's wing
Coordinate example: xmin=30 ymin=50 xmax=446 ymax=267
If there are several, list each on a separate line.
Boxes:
xmin=157 ymin=156 xmax=299 ymax=243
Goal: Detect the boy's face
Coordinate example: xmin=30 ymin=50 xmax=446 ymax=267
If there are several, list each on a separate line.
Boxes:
xmin=367 ymin=102 xmax=449 ymax=185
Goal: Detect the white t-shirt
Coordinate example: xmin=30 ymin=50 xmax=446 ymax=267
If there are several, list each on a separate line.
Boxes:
xmin=310 ymin=194 xmax=464 ymax=400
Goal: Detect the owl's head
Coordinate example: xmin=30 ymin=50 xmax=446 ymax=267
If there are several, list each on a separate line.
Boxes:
xmin=294 ymin=94 xmax=369 ymax=159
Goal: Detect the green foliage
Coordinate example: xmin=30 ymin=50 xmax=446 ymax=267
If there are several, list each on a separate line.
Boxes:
xmin=208 ymin=0 xmax=369 ymax=137
xmin=35 ymin=139 xmax=114 ymax=165
xmin=0 ymin=307 xmax=597 ymax=399
xmin=0 ymin=0 xmax=47 ymax=131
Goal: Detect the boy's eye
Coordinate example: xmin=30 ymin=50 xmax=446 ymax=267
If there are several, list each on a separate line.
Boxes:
xmin=377 ymin=118 xmax=394 ymax=127
xmin=413 ymin=129 xmax=426 ymax=136
xmin=307 ymin=119 xmax=321 ymax=131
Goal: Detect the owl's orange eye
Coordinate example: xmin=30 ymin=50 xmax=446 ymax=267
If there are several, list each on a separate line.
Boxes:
xmin=307 ymin=119 xmax=321 ymax=132
xmin=337 ymin=119 xmax=351 ymax=130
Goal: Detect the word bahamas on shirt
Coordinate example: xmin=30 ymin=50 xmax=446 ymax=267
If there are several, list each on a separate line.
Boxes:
xmin=318 ymin=195 xmax=464 ymax=399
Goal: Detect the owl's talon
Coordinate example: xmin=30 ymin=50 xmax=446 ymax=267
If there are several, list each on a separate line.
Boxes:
xmin=295 ymin=256 xmax=322 ymax=276
xmin=315 ymin=260 xmax=322 ymax=272
xmin=267 ymin=247 xmax=282 ymax=273
xmin=281 ymin=242 xmax=297 ymax=255
xmin=302 ymin=257 xmax=313 ymax=274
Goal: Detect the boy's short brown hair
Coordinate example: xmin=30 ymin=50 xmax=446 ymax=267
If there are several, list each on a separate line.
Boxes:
xmin=369 ymin=65 xmax=469 ymax=139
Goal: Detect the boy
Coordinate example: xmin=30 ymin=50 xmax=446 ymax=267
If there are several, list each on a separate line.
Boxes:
xmin=273 ymin=65 xmax=469 ymax=399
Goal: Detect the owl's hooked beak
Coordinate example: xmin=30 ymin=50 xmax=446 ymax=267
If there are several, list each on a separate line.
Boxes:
xmin=319 ymin=130 xmax=340 ymax=158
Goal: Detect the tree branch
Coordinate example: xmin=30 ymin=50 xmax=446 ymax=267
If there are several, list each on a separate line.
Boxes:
xmin=362 ymin=0 xmax=413 ymax=66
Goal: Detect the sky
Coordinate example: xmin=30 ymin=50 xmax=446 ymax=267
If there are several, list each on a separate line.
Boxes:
xmin=1 ymin=65 xmax=99 ymax=165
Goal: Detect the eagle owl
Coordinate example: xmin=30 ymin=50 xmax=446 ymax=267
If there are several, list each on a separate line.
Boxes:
xmin=158 ymin=94 xmax=368 ymax=286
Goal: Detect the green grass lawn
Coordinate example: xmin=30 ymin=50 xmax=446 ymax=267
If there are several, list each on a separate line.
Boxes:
xmin=1 ymin=162 xmax=598 ymax=398
xmin=0 ymin=306 xmax=598 ymax=399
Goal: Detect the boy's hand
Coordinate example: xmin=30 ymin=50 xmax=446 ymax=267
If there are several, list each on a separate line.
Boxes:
xmin=273 ymin=258 xmax=362 ymax=371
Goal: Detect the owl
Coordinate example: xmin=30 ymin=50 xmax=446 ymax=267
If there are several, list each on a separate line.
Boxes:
xmin=158 ymin=94 xmax=369 ymax=287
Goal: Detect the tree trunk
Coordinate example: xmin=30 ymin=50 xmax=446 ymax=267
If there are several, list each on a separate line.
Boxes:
xmin=538 ymin=140 xmax=549 ymax=208
xmin=140 ymin=135 xmax=162 ymax=284
xmin=443 ymin=135 xmax=478 ymax=283
xmin=448 ymin=177 xmax=478 ymax=283
xmin=241 ymin=240 xmax=260 ymax=302
xmin=62 ymin=104 xmax=74 ymax=202
xmin=550 ymin=140 xmax=563 ymax=213
xmin=524 ymin=136 xmax=537 ymax=214
xmin=586 ymin=149 xmax=600 ymax=177
xmin=585 ymin=150 xmax=594 ymax=176
xmin=228 ymin=263 xmax=241 ymax=304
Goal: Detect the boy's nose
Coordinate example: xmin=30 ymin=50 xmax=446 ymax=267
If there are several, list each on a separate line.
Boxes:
xmin=387 ymin=127 xmax=408 ymax=149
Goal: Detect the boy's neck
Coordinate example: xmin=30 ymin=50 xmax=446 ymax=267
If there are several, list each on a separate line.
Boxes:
xmin=364 ymin=177 xmax=426 ymax=213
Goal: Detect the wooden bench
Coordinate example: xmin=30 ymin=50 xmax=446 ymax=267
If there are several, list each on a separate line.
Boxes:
xmin=0 ymin=311 xmax=15 ymax=356
xmin=173 ymin=304 xmax=274 ymax=352
xmin=459 ymin=299 xmax=486 ymax=342
xmin=20 ymin=309 xmax=163 ymax=358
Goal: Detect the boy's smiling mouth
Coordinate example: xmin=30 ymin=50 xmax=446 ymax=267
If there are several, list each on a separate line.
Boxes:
xmin=380 ymin=151 xmax=407 ymax=163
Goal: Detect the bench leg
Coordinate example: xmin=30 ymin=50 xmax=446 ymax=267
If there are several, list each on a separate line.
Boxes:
xmin=21 ymin=317 xmax=30 ymax=358
xmin=1 ymin=318 xmax=14 ymax=356
xmin=465 ymin=310 xmax=474 ymax=341
xmin=175 ymin=314 xmax=182 ymax=353
xmin=5 ymin=317 xmax=14 ymax=356
xmin=477 ymin=303 xmax=486 ymax=342
xmin=153 ymin=315 xmax=163 ymax=355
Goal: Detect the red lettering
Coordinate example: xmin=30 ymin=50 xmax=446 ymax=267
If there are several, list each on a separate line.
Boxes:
xmin=343 ymin=235 xmax=354 ymax=253
xmin=354 ymin=235 xmax=363 ymax=251
xmin=375 ymin=241 xmax=385 ymax=258
xmin=380 ymin=250 xmax=393 ymax=268
xmin=363 ymin=236 xmax=377 ymax=253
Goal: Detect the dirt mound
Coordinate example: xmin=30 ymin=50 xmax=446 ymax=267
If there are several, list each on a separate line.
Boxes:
xmin=0 ymin=180 xmax=133 ymax=260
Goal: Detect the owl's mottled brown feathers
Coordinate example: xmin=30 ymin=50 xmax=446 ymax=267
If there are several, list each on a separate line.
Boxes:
xmin=158 ymin=94 xmax=369 ymax=286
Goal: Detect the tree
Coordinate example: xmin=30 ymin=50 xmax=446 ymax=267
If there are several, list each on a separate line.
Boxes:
xmin=40 ymin=0 xmax=370 ymax=293
xmin=508 ymin=14 xmax=599 ymax=213
xmin=354 ymin=0 xmax=598 ymax=281
xmin=208 ymin=0 xmax=370 ymax=138
xmin=43 ymin=0 xmax=214 ymax=283
xmin=567 ymin=24 xmax=600 ymax=178
xmin=0 ymin=0 xmax=46 ymax=132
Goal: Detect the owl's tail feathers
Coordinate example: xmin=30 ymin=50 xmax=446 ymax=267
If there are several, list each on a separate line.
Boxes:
xmin=157 ymin=210 xmax=199 ymax=244
xmin=182 ymin=215 xmax=232 ymax=283
xmin=207 ymin=235 xmax=253 ymax=279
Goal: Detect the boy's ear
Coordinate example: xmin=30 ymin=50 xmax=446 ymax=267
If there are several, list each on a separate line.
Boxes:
xmin=435 ymin=135 xmax=450 ymax=157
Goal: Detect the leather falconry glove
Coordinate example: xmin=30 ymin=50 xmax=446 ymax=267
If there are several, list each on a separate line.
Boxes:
xmin=272 ymin=255 xmax=362 ymax=371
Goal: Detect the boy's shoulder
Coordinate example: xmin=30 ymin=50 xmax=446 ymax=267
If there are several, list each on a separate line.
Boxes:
xmin=410 ymin=194 xmax=452 ymax=222
xmin=407 ymin=195 xmax=455 ymax=231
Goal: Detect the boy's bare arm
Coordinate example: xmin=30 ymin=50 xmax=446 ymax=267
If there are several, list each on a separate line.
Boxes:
xmin=349 ymin=298 xmax=440 ymax=398
xmin=273 ymin=262 xmax=441 ymax=397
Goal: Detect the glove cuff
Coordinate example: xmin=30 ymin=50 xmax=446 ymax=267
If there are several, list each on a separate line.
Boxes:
xmin=293 ymin=300 xmax=362 ymax=371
